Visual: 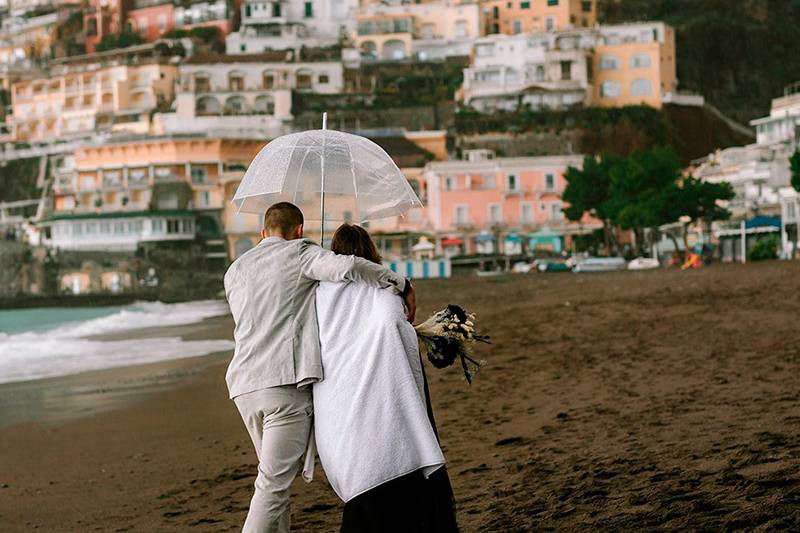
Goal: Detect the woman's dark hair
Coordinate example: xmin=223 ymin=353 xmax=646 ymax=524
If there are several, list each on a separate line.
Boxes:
xmin=330 ymin=223 xmax=382 ymax=264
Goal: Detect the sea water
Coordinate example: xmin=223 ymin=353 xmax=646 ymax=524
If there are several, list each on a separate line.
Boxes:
xmin=0 ymin=300 xmax=234 ymax=384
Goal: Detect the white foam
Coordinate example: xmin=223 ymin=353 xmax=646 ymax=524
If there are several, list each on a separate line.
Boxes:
xmin=0 ymin=300 xmax=234 ymax=384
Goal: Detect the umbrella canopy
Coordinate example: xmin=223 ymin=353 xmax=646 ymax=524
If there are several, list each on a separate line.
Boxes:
xmin=232 ymin=129 xmax=422 ymax=223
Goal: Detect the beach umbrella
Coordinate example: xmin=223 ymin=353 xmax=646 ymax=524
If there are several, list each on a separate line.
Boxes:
xmin=232 ymin=114 xmax=423 ymax=246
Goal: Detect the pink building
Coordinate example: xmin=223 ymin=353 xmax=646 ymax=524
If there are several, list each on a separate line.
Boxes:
xmin=127 ymin=0 xmax=175 ymax=42
xmin=420 ymin=151 xmax=600 ymax=256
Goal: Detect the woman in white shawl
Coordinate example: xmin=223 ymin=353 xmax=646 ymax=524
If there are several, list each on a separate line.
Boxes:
xmin=313 ymin=223 xmax=458 ymax=533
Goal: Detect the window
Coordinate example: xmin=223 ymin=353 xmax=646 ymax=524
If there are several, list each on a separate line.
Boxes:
xmin=630 ymin=53 xmax=651 ymax=68
xmin=560 ymin=61 xmax=571 ymax=81
xmin=263 ymin=73 xmax=274 ymax=89
xmin=492 ymin=6 xmax=499 ymax=17
xmin=600 ymin=80 xmax=621 ymax=98
xmin=551 ymin=203 xmax=562 ymax=221
xmin=138 ymin=18 xmax=148 ymax=32
xmin=100 ymin=222 xmax=111 ymax=234
xmin=484 ymin=175 xmax=496 ymax=189
xmin=512 ymin=19 xmax=522 ymax=34
xmin=507 ymin=174 xmax=518 ymax=191
xmin=789 ymin=202 xmax=797 ymax=220
xmin=152 ymin=219 xmax=164 ymax=233
xmin=158 ymin=14 xmax=167 ymax=32
xmin=272 ymin=2 xmax=281 ymax=17
xmin=599 ymin=55 xmax=618 ymax=70
xmin=445 ymin=176 xmax=454 ymax=191
xmin=421 ymin=23 xmax=434 ymax=40
xmin=167 ymin=219 xmax=181 ymax=234
xmin=545 ymin=16 xmax=555 ymax=31
xmin=229 ymin=73 xmax=244 ymax=91
xmin=245 ymin=4 xmax=251 ymax=16
xmin=520 ymin=1 xmax=530 ymax=8
xmin=535 ymin=65 xmax=545 ymax=82
xmin=194 ymin=74 xmax=210 ymax=92
xmin=521 ymin=203 xmax=533 ymax=224
xmin=304 ymin=1 xmax=313 ymax=17
xmin=545 ymin=173 xmax=555 ymax=191
xmin=296 ymin=71 xmax=312 ymax=90
xmin=318 ymin=74 xmax=329 ymax=84
xmin=582 ymin=0 xmax=592 ymax=11
xmin=113 ymin=222 xmax=125 ymax=235
xmin=631 ymin=78 xmax=652 ymax=96
xmin=199 ymin=191 xmax=211 ymax=206
xmin=547 ymin=0 xmax=558 ymax=6
xmin=191 ymin=166 xmax=208 ymax=184
xmin=455 ymin=205 xmax=468 ymax=225
xmin=455 ymin=20 xmax=467 ymax=38
xmin=488 ymin=204 xmax=502 ymax=224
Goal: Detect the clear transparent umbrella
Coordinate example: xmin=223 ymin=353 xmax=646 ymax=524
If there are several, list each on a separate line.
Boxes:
xmin=232 ymin=119 xmax=423 ymax=244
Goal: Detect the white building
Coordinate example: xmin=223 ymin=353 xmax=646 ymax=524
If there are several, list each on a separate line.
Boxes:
xmin=226 ymin=0 xmax=357 ymax=54
xmin=155 ymin=52 xmax=344 ymax=136
xmin=693 ymin=82 xmax=800 ymax=259
xmin=460 ymin=30 xmax=593 ymax=112
xmin=174 ymin=0 xmax=230 ymax=29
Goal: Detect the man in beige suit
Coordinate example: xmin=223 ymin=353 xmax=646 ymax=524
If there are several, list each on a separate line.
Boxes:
xmin=224 ymin=202 xmax=414 ymax=533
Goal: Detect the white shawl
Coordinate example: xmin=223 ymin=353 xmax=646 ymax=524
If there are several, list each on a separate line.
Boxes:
xmin=313 ymin=281 xmax=444 ymax=502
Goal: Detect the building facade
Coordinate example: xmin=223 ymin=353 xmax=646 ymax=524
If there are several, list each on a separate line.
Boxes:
xmin=155 ymin=52 xmax=343 ymax=136
xmin=226 ymin=0 xmax=357 ymax=54
xmin=173 ymin=0 xmax=233 ymax=38
xmin=354 ymin=2 xmax=481 ymax=61
xmin=419 ymin=151 xmax=599 ymax=255
xmin=127 ymin=0 xmax=175 ymax=42
xmin=46 ymin=136 xmax=264 ymax=257
xmin=460 ymin=21 xmax=678 ymax=112
xmin=481 ymin=0 xmax=597 ymax=36
xmin=10 ymin=54 xmax=177 ymax=142
xmin=84 ymin=0 xmax=131 ymax=54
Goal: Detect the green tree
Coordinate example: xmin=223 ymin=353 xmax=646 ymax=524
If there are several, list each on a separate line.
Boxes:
xmin=791 ymin=150 xmax=800 ymax=192
xmin=606 ymin=147 xmax=684 ymax=255
xmin=96 ymin=29 xmax=144 ymax=52
xmin=562 ymin=153 xmax=622 ymax=254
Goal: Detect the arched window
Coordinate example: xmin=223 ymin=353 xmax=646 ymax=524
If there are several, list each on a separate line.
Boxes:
xmin=360 ymin=41 xmax=377 ymax=58
xmin=193 ymin=72 xmax=210 ymax=92
xmin=295 ymin=69 xmax=313 ymax=90
xmin=535 ymin=65 xmax=545 ymax=82
xmin=599 ymin=55 xmax=618 ymax=70
xmin=600 ymin=80 xmax=620 ymax=98
xmin=630 ymin=53 xmax=651 ymax=68
xmin=382 ymin=39 xmax=406 ymax=60
xmin=630 ymin=78 xmax=652 ymax=97
xmin=224 ymin=95 xmax=249 ymax=115
xmin=196 ymin=95 xmax=221 ymax=116
xmin=262 ymin=70 xmax=277 ymax=89
xmin=254 ymin=94 xmax=275 ymax=115
xmin=228 ymin=71 xmax=245 ymax=91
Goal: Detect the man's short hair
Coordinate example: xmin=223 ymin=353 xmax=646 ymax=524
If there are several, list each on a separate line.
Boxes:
xmin=264 ymin=202 xmax=304 ymax=236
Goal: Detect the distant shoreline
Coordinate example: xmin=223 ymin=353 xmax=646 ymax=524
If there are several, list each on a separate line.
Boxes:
xmin=0 ymin=291 xmax=222 ymax=310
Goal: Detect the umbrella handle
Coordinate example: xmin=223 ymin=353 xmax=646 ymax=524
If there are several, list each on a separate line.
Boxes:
xmin=320 ymin=112 xmax=327 ymax=247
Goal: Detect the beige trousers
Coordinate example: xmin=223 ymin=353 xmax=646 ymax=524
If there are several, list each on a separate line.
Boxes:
xmin=234 ymin=386 xmax=313 ymax=533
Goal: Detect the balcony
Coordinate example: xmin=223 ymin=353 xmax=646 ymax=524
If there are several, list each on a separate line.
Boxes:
xmin=357 ymin=18 xmax=414 ymax=36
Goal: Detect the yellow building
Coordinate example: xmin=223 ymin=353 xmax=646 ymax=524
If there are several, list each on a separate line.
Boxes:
xmin=10 ymin=47 xmax=178 ymax=142
xmin=481 ymin=0 xmax=597 ymax=35
xmin=592 ymin=22 xmax=676 ymax=108
xmin=48 ymin=136 xmax=264 ymax=261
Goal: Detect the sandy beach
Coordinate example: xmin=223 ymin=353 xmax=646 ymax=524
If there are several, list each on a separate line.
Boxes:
xmin=2 ymin=262 xmax=800 ymax=531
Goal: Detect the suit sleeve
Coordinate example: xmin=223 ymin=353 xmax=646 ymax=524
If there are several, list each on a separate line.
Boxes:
xmin=299 ymin=240 xmax=406 ymax=294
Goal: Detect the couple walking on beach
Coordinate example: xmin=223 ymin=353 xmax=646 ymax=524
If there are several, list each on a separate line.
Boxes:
xmin=224 ymin=202 xmax=458 ymax=533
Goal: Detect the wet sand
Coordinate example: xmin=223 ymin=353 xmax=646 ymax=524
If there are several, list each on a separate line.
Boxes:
xmin=2 ymin=262 xmax=800 ymax=531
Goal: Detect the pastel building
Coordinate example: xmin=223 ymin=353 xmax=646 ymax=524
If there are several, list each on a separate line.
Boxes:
xmin=46 ymin=136 xmax=264 ymax=260
xmin=10 ymin=52 xmax=177 ymax=142
xmin=418 ymin=151 xmax=599 ymax=256
xmin=481 ymin=0 xmax=597 ymax=35
xmin=592 ymin=22 xmax=676 ymax=108
xmin=127 ymin=0 xmax=175 ymax=42
xmin=84 ymin=0 xmax=131 ymax=54
xmin=226 ymin=0 xmax=357 ymax=54
xmin=155 ymin=52 xmax=343 ymax=136
xmin=0 ymin=11 xmax=59 ymax=64
xmin=460 ymin=21 xmax=679 ymax=112
xmin=354 ymin=2 xmax=481 ymax=61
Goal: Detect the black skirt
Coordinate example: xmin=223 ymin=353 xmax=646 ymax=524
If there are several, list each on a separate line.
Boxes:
xmin=340 ymin=359 xmax=459 ymax=533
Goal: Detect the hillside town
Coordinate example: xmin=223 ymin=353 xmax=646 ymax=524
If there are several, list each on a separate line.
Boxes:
xmin=0 ymin=0 xmax=798 ymax=297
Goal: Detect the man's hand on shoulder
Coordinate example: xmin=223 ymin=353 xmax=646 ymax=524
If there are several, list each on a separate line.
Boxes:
xmin=402 ymin=279 xmax=416 ymax=323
